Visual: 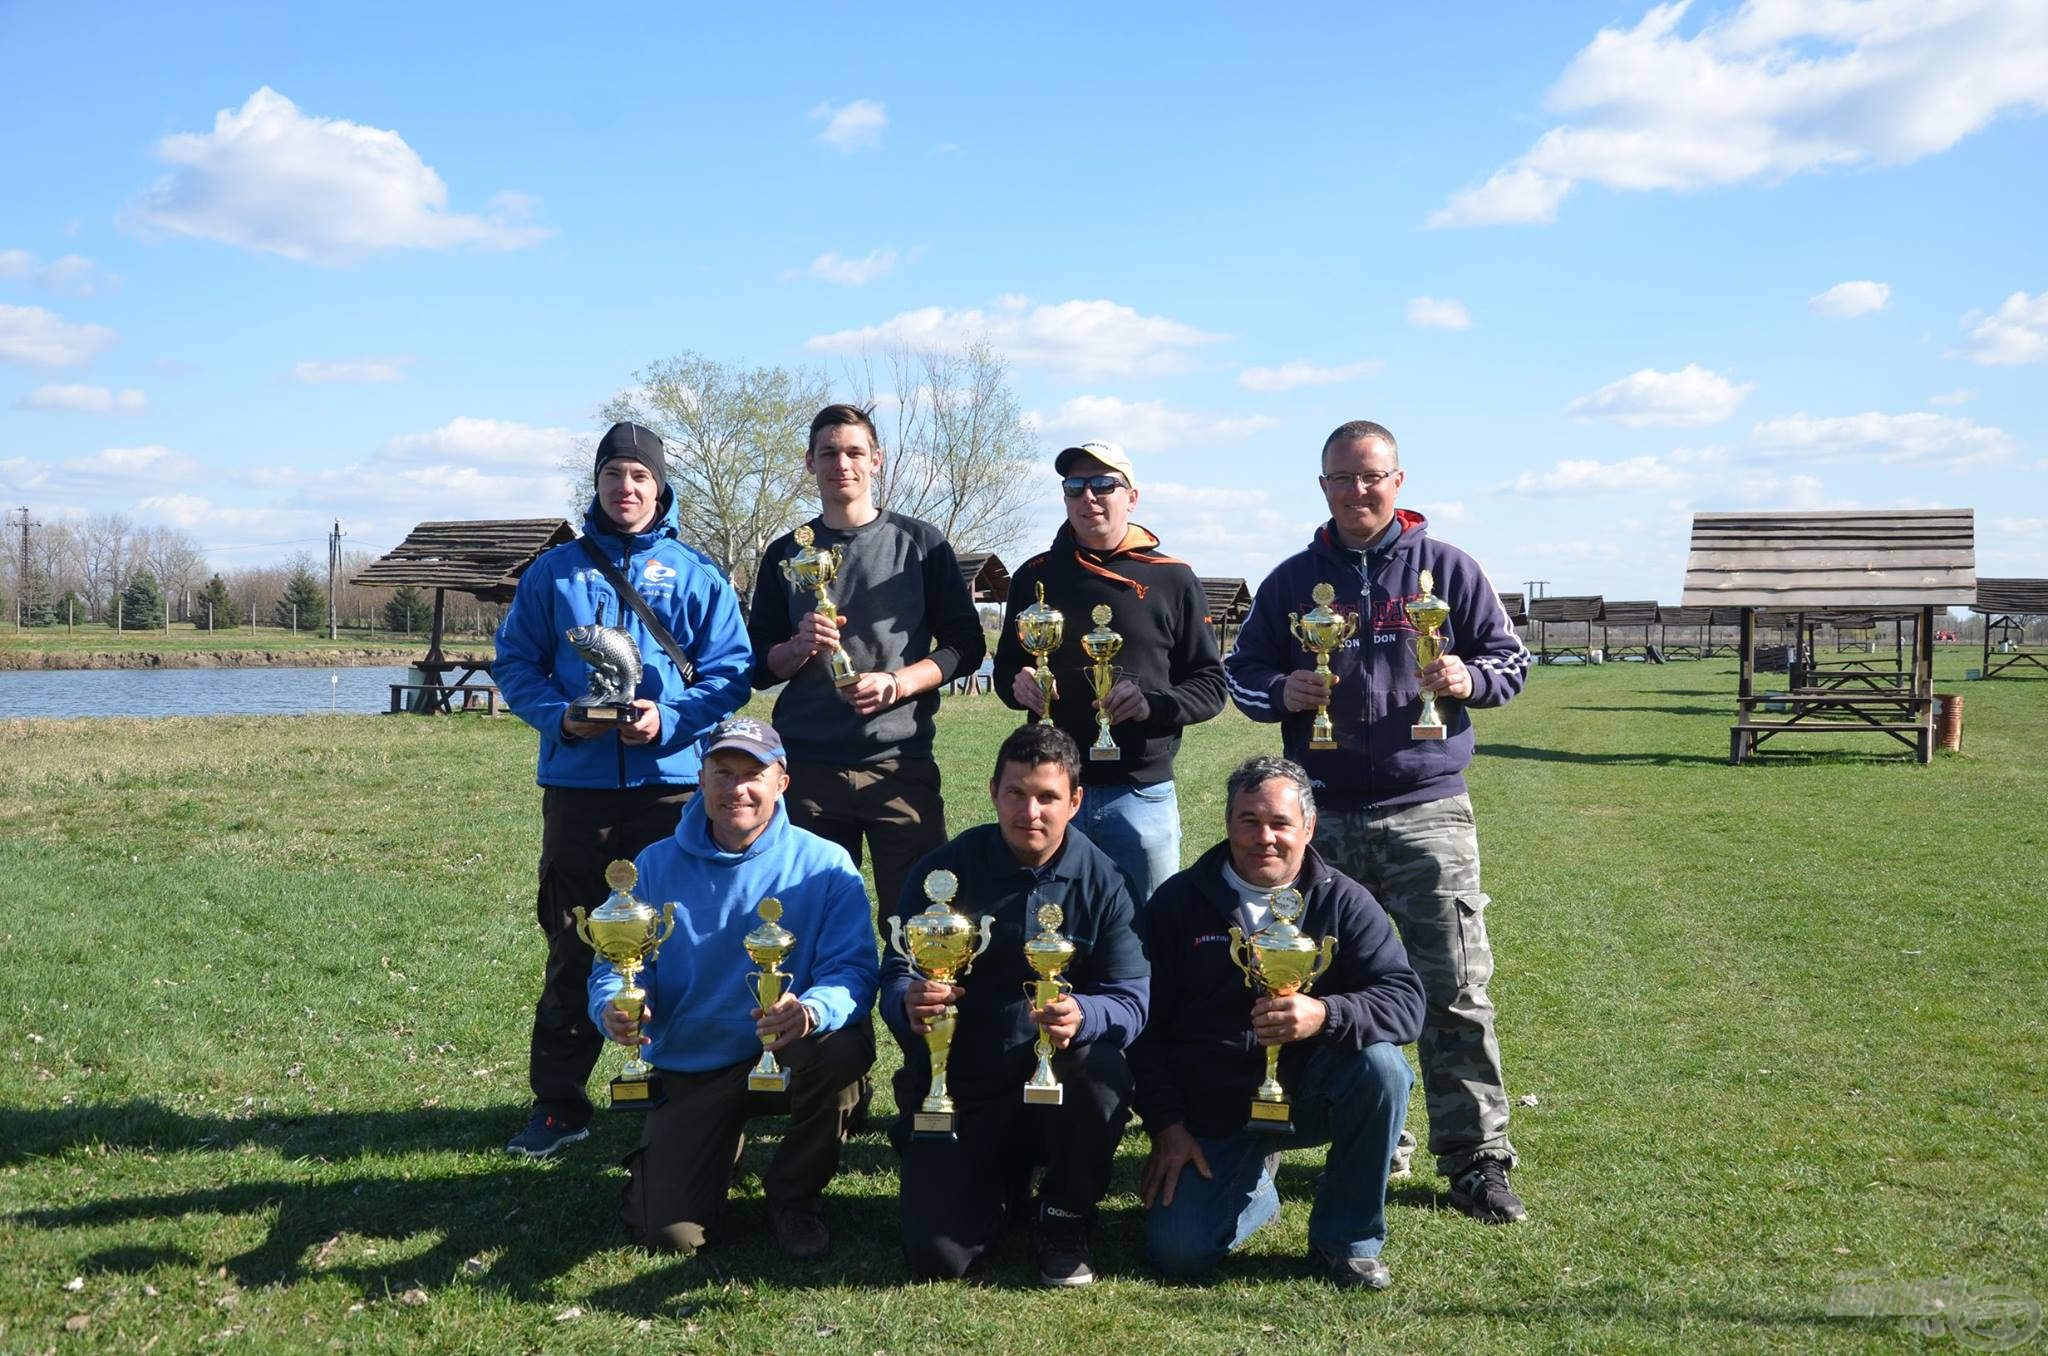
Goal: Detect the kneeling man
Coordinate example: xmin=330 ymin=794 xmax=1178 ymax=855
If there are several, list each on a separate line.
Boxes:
xmin=594 ymin=716 xmax=878 ymax=1259
xmin=1133 ymin=756 xmax=1423 ymax=1289
xmin=881 ymin=724 xmax=1149 ymax=1286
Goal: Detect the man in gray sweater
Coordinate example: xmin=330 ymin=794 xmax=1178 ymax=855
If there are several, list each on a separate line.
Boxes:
xmin=748 ymin=404 xmax=989 ymax=925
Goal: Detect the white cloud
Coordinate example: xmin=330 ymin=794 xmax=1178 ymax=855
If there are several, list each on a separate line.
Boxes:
xmin=1236 ymin=358 xmax=1382 ymax=392
xmin=1137 ymin=481 xmax=1322 ymax=579
xmin=384 ymin=416 xmax=578 ymax=470
xmin=1748 ymin=410 xmax=2016 ymax=467
xmin=0 ymin=456 xmax=52 ymax=493
xmin=1927 ymin=388 xmax=1977 ymax=406
xmin=1036 ymin=395 xmax=1278 ymax=452
xmin=1951 ymin=290 xmax=2048 ymax=365
xmin=0 ymin=303 xmax=117 ymax=369
xmin=124 ymin=87 xmax=552 ymax=264
xmin=1406 ymin=296 xmax=1473 ymax=330
xmin=1566 ymin=363 xmax=1752 ymax=427
xmin=14 ymin=383 xmax=148 ymax=414
xmin=1507 ymin=453 xmax=1698 ymax=495
xmin=291 ymin=356 xmax=413 ymax=384
xmin=1429 ymin=0 xmax=2048 ymax=227
xmin=801 ymin=249 xmax=899 ymax=286
xmin=70 ymin=445 xmax=200 ymax=482
xmin=811 ymin=99 xmax=887 ymax=152
xmin=0 ymin=248 xmax=117 ymax=297
xmin=805 ymin=295 xmax=1226 ymax=378
xmin=1809 ymin=280 xmax=1891 ymax=317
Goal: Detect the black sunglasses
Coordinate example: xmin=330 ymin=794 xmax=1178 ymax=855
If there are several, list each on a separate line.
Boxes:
xmin=1062 ymin=474 xmax=1128 ymax=498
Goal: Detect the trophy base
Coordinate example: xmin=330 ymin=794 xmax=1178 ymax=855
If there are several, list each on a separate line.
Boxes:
xmin=1246 ymin=1099 xmax=1295 ymax=1135
xmin=1088 ymin=746 xmax=1121 ymax=762
xmin=570 ymin=701 xmax=635 ymax=726
xmin=608 ymin=1072 xmax=666 ymax=1111
xmin=1308 ymin=737 xmax=1338 ymax=751
xmin=1022 ymin=1084 xmax=1064 ymax=1106
xmin=911 ymin=1110 xmax=958 ymax=1141
xmin=747 ymin=1069 xmax=791 ymax=1093
xmin=1411 ymin=724 xmax=1447 ymax=740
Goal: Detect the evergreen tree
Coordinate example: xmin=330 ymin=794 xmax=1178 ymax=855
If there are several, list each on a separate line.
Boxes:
xmin=120 ymin=570 xmax=166 ymax=630
xmin=196 ymin=574 xmax=242 ymax=629
xmin=382 ymin=585 xmax=434 ymax=634
xmin=275 ymin=566 xmax=326 ymax=631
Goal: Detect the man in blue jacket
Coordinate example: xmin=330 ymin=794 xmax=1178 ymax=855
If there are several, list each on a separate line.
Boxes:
xmin=1224 ymin=420 xmax=1533 ymax=1224
xmin=496 ymin=421 xmax=753 ymax=1159
xmin=594 ymin=716 xmax=878 ymax=1259
xmin=1133 ymin=756 xmax=1423 ymax=1289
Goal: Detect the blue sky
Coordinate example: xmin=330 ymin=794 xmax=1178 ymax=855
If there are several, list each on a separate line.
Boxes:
xmin=2 ymin=0 xmax=2044 ymax=597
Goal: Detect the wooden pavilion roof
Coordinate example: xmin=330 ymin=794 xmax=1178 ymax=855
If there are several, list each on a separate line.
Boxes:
xmin=1973 ymin=578 xmax=2048 ymax=615
xmin=1680 ymin=509 xmax=1975 ymax=608
xmin=956 ymin=551 xmax=1010 ymax=603
xmin=1529 ymin=595 xmax=1603 ymax=623
xmin=1200 ymin=577 xmax=1252 ymax=625
xmin=352 ymin=518 xmax=576 ymax=603
xmin=1600 ymin=600 xmax=1659 ymax=626
xmin=1657 ymin=605 xmax=1745 ymax=626
xmin=1496 ymin=592 xmax=1527 ymax=625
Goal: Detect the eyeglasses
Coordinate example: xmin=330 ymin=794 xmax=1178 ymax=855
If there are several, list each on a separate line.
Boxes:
xmin=1320 ymin=470 xmax=1397 ymax=492
xmin=1062 ymin=475 xmax=1128 ymax=498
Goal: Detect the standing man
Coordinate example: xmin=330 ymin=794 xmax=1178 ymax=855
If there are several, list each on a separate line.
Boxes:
xmin=992 ymin=441 xmax=1226 ymax=906
xmin=596 ymin=717 xmax=877 ymax=1259
xmin=881 ymin=725 xmax=1149 ymax=1286
xmin=495 ymin=420 xmax=753 ymax=1159
xmin=1224 ymin=420 xmax=1533 ymax=1224
xmin=749 ymin=403 xmax=987 ymax=925
xmin=1133 ymin=756 xmax=1422 ymax=1289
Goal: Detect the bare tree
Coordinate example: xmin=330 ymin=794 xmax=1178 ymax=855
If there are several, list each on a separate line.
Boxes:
xmin=846 ymin=337 xmax=1039 ymax=557
xmin=78 ymin=513 xmax=132 ymax=621
xmin=136 ymin=524 xmax=204 ymax=623
xmin=598 ymin=352 xmax=830 ymax=602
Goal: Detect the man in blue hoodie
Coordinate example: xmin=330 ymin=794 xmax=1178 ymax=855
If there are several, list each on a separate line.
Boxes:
xmin=1224 ymin=421 xmax=1532 ymax=1225
xmin=593 ymin=716 xmax=878 ymax=1259
xmin=495 ymin=422 xmax=753 ymax=1159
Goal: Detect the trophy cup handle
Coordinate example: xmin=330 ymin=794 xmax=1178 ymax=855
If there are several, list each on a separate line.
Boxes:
xmin=1227 ymin=926 xmax=1253 ymax=988
xmin=967 ymin=915 xmax=996 ymax=967
xmin=572 ymin=906 xmax=592 ymax=949
xmin=653 ymin=902 xmax=677 ymax=949
xmin=885 ymin=915 xmax=910 ymax=962
xmin=1288 ymin=612 xmax=1304 ymax=645
xmin=1308 ymin=936 xmax=1337 ymax=989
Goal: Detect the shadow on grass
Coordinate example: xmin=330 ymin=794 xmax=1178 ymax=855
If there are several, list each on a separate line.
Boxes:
xmin=1561 ymin=704 xmax=1728 ymax=718
xmin=0 ymin=1101 xmax=519 ymax=1166
xmin=1480 ymin=743 xmax=1726 ymax=768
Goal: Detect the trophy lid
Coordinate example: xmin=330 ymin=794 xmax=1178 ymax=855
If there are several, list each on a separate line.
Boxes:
xmin=1305 ymin=581 xmax=1339 ymax=618
xmin=1251 ymin=886 xmax=1313 ymax=950
xmin=1019 ymin=581 xmax=1062 ymax=623
xmin=1091 ymin=604 xmax=1112 ymax=627
xmin=589 ymin=859 xmax=654 ymax=923
xmin=1415 ymin=569 xmax=1438 ymax=600
xmin=1024 ymin=900 xmax=1075 ymax=973
xmin=922 ymin=868 xmax=959 ymax=911
xmin=793 ymin=523 xmax=815 ymax=549
xmin=744 ymin=895 xmax=796 ymax=955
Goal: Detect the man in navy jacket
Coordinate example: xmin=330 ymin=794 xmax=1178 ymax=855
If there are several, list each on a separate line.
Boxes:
xmin=1224 ymin=420 xmax=1532 ymax=1224
xmin=1133 ymin=756 xmax=1422 ymax=1289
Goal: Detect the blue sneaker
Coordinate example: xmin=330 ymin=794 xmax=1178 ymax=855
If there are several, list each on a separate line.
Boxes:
xmin=505 ymin=1112 xmax=590 ymax=1159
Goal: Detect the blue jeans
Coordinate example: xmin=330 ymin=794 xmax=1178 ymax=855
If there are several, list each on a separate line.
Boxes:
xmin=1145 ymin=1042 xmax=1413 ymax=1275
xmin=1078 ymin=780 xmax=1180 ymax=907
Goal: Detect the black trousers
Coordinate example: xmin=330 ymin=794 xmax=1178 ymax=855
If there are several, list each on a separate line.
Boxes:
xmin=892 ymin=1041 xmax=1133 ymax=1279
xmin=529 ymin=783 xmax=694 ymax=1126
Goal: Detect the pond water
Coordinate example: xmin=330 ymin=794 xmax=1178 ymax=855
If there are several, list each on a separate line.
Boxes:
xmin=0 ymin=665 xmax=420 ymax=719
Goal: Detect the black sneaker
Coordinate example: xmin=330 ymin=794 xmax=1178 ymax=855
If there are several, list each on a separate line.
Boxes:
xmin=768 ymin=1201 xmax=831 ymax=1260
xmin=1032 ymin=1206 xmax=1096 ymax=1287
xmin=504 ymin=1112 xmax=590 ymax=1159
xmin=1449 ymin=1161 xmax=1527 ymax=1223
xmin=1313 ymin=1247 xmax=1392 ymax=1291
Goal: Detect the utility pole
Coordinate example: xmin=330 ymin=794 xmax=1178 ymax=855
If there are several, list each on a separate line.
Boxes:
xmin=10 ymin=505 xmax=37 ymax=631
xmin=327 ymin=519 xmax=345 ymax=640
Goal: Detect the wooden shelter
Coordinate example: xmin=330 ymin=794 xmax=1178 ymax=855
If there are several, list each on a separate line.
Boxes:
xmin=1599 ymin=600 xmax=1660 ymax=661
xmin=353 ymin=518 xmax=576 ymax=713
xmin=1528 ymin=595 xmax=1602 ymax=663
xmin=956 ymin=551 xmax=1011 ymax=604
xmin=1200 ymin=577 xmax=1253 ymax=650
xmin=1972 ymin=578 xmax=2048 ymax=679
xmin=1497 ymin=592 xmax=1528 ymax=642
xmin=1680 ymin=509 xmax=1976 ymax=763
xmin=1656 ymin=605 xmax=1741 ymax=660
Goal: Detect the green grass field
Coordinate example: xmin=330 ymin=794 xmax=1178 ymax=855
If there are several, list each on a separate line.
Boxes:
xmin=4 ymin=657 xmax=2045 ymax=1353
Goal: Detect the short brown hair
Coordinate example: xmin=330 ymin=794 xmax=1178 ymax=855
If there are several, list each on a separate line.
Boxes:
xmin=808 ymin=403 xmax=880 ymax=455
xmin=1321 ymin=420 xmax=1399 ymax=468
xmin=992 ymin=723 xmax=1081 ymax=793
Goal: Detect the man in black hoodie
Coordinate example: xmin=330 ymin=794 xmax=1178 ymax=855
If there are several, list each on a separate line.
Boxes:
xmin=993 ymin=441 xmax=1226 ymax=907
xmin=1132 ymin=756 xmax=1422 ymax=1290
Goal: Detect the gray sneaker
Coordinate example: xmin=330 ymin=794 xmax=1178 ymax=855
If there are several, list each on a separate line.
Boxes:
xmin=1314 ymin=1247 xmax=1392 ymax=1291
xmin=504 ymin=1112 xmax=590 ymax=1159
xmin=1449 ymin=1162 xmax=1527 ymax=1224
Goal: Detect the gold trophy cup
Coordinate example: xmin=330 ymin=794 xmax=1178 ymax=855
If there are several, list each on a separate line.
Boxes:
xmin=1021 ymin=902 xmax=1076 ymax=1105
xmin=573 ymin=860 xmax=679 ymax=1110
xmin=1227 ymin=886 xmax=1337 ymax=1134
xmin=1015 ymin=582 xmax=1065 ymax=725
xmin=1406 ymin=569 xmax=1451 ymax=740
xmin=887 ymin=868 xmax=995 ymax=1140
xmin=1079 ymin=604 xmax=1124 ymax=762
xmin=743 ymin=897 xmax=798 ymax=1093
xmin=780 ymin=524 xmax=858 ymax=688
xmin=1289 ymin=582 xmax=1359 ymax=751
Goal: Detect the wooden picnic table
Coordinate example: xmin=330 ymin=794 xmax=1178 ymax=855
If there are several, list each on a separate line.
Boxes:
xmin=390 ymin=658 xmax=500 ymax=715
xmin=1789 ymin=664 xmax=1914 ymax=694
xmin=1732 ymin=689 xmax=1933 ymax=764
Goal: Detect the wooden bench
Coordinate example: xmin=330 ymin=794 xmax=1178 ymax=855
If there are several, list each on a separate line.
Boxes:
xmin=390 ymin=683 xmax=502 ymax=715
xmin=1731 ymin=691 xmax=1932 ymax=764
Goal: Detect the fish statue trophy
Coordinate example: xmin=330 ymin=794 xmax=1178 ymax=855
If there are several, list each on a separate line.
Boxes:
xmin=780 ymin=524 xmax=858 ymax=688
xmin=743 ymin=896 xmax=798 ymax=1092
xmin=1227 ymin=887 xmax=1336 ymax=1134
xmin=887 ymin=868 xmax=994 ymax=1140
xmin=1020 ymin=901 xmax=1076 ymax=1105
xmin=565 ymin=600 xmax=644 ymax=726
xmin=1288 ymin=582 xmax=1359 ymax=751
xmin=1015 ymin=582 xmax=1065 ymax=726
xmin=1405 ymin=569 xmax=1451 ymax=741
xmin=1079 ymin=604 xmax=1124 ymax=762
xmin=573 ymin=860 xmax=678 ymax=1109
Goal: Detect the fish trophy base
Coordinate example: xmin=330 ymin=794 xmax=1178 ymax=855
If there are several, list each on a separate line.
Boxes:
xmin=1246 ymin=1099 xmax=1294 ymax=1134
xmin=747 ymin=1067 xmax=791 ymax=1093
xmin=608 ymin=1071 xmax=666 ymax=1111
xmin=1411 ymin=723 xmax=1447 ymax=740
xmin=1023 ymin=1084 xmax=1064 ymax=1107
xmin=569 ymin=700 xmax=635 ymax=725
xmin=912 ymin=1110 xmax=959 ymax=1141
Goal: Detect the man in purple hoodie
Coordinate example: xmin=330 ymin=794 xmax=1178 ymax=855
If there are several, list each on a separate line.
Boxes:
xmin=1224 ymin=420 xmax=1532 ymax=1225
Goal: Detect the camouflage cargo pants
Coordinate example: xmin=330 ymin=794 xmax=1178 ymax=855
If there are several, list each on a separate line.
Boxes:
xmin=1314 ymin=793 xmax=1516 ymax=1178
